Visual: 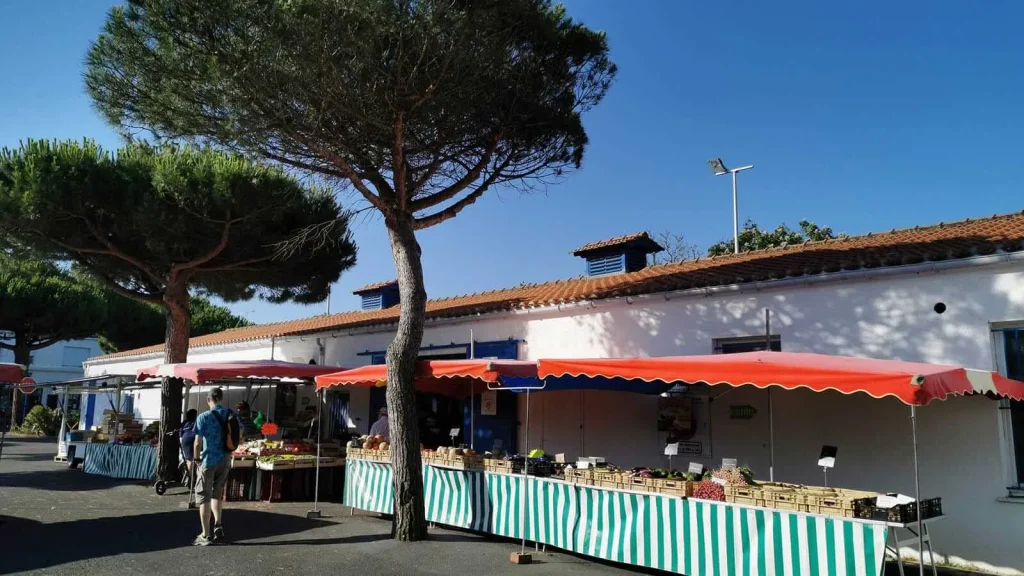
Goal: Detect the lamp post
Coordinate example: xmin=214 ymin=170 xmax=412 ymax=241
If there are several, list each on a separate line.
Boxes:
xmin=707 ymin=158 xmax=754 ymax=254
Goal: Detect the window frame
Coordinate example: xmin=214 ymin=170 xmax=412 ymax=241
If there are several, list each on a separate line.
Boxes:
xmin=712 ymin=334 xmax=782 ymax=355
xmin=993 ymin=326 xmax=1024 ymax=491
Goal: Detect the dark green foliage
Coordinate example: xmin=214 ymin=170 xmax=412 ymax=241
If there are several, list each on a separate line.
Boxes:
xmin=707 ymin=219 xmax=841 ymax=257
xmin=0 ymin=140 xmax=356 ymax=310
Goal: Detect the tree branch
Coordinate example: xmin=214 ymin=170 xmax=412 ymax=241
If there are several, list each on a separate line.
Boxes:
xmin=86 ymin=268 xmax=165 ymax=306
xmin=169 ymin=215 xmax=233 ymax=277
xmin=413 ymin=157 xmax=512 ymax=230
xmin=409 ymin=133 xmax=502 ymax=212
xmin=73 ymin=214 xmax=165 ymax=286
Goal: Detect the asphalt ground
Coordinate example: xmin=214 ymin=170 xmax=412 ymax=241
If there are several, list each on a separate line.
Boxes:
xmin=0 ymin=437 xmax=636 ymax=576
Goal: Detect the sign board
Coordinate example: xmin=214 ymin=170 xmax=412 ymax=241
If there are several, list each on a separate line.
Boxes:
xmin=554 ymin=453 xmax=566 ymax=463
xmin=449 ymin=428 xmax=461 ymax=438
xmin=711 ymin=477 xmax=727 ymax=486
xmin=664 ymin=443 xmax=679 ymax=456
xmin=480 ymin=391 xmax=497 ymax=416
xmin=657 ymin=393 xmax=712 ymax=457
xmin=722 ymin=458 xmax=738 ymax=469
xmin=19 ymin=377 xmax=37 ymax=395
xmin=818 ymin=445 xmax=838 ymax=468
xmin=688 ymin=462 xmax=704 ymax=475
xmin=728 ymin=404 xmax=758 ymax=420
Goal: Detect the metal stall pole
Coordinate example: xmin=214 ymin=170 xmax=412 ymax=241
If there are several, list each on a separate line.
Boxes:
xmin=911 ymin=405 xmax=924 ymax=576
xmin=469 ymin=330 xmax=475 ymax=451
xmin=765 ymin=309 xmax=775 ymax=482
xmin=308 ymin=387 xmax=324 ymax=519
xmin=520 ymin=387 xmax=530 ymax=557
xmin=57 ymin=385 xmax=69 ymax=459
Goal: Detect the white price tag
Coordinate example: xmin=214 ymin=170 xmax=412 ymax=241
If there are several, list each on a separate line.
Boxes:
xmin=722 ymin=458 xmax=738 ymax=469
xmin=711 ymin=477 xmax=727 ymax=486
xmin=449 ymin=428 xmax=460 ymax=437
xmin=664 ymin=443 xmax=679 ymax=456
xmin=875 ymin=495 xmax=898 ymax=509
xmin=687 ymin=462 xmax=704 ymax=475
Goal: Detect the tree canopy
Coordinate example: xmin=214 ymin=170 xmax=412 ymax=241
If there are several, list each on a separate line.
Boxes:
xmin=707 ymin=219 xmax=839 ymax=257
xmin=0 ymin=139 xmax=356 ymax=479
xmin=0 ymin=254 xmax=107 ymax=362
xmin=85 ymin=0 xmax=613 ymax=539
xmin=97 ymin=293 xmax=250 ymax=354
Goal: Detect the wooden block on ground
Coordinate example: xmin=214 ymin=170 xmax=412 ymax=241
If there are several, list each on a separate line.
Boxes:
xmin=510 ymin=552 xmax=533 ymax=565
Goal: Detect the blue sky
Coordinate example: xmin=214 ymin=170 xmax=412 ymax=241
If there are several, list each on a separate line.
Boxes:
xmin=2 ymin=1 xmax=1022 ymax=324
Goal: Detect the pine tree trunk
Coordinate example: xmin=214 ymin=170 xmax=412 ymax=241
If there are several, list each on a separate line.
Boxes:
xmin=386 ymin=217 xmax=428 ymax=541
xmin=9 ymin=332 xmax=30 ymax=426
xmin=156 ymin=282 xmax=189 ymax=482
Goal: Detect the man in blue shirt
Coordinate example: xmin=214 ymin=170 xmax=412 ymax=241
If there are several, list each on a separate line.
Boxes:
xmin=192 ymin=387 xmax=231 ymax=546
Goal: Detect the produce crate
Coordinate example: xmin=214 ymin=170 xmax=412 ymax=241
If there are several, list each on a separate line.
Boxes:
xmin=802 ymin=488 xmax=877 ymax=518
xmin=596 ymin=475 xmax=625 ymax=490
xmin=231 ymin=456 xmax=256 ymax=469
xmin=763 ymin=488 xmax=803 ymax=512
xmin=293 ymin=459 xmax=317 ymax=469
xmin=853 ymin=497 xmax=942 ymax=524
xmin=256 ymin=460 xmax=296 ymax=471
xmin=563 ymin=468 xmax=595 ymax=485
xmin=725 ymin=485 xmax=765 ymax=507
xmin=650 ymin=479 xmax=694 ymax=498
xmin=626 ymin=476 xmax=656 ymax=492
xmin=484 ymin=459 xmax=514 ymax=474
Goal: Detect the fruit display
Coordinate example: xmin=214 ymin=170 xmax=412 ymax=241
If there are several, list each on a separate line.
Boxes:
xmin=694 ymin=480 xmax=726 ymax=501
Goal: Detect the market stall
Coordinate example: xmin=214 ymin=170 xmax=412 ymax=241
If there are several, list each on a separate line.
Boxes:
xmin=137 ymin=360 xmax=346 ymax=500
xmin=332 ymin=353 xmax=1024 ymax=576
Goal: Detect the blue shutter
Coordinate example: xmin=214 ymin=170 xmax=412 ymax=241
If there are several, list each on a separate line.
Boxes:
xmin=586 ymin=253 xmax=625 ymax=276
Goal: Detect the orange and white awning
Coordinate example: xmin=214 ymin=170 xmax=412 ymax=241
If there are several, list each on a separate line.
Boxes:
xmin=137 ymin=360 xmax=342 ymax=384
xmin=537 ymin=351 xmax=1024 ymax=406
xmin=315 ymin=359 xmax=538 ymax=398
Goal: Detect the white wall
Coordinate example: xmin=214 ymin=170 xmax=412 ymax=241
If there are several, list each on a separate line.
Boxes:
xmin=86 ymin=261 xmax=1024 ymax=567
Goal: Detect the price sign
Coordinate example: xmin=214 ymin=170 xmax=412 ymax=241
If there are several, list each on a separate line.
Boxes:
xmin=688 ymin=462 xmax=704 ymax=475
xmin=664 ymin=443 xmax=679 ymax=456
xmin=722 ymin=458 xmax=738 ymax=469
xmin=449 ymin=428 xmax=460 ymax=438
xmin=711 ymin=477 xmax=727 ymax=486
xmin=818 ymin=445 xmax=838 ymax=468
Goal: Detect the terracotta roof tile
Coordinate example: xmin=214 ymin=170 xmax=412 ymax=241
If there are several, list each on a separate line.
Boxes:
xmin=93 ymin=211 xmax=1024 ymax=361
xmin=571 ymin=231 xmax=664 ymax=255
xmin=351 ymin=280 xmax=398 ymax=294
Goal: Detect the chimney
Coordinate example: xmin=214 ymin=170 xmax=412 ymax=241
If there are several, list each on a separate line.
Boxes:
xmin=352 ymin=280 xmax=400 ymax=311
xmin=571 ymin=232 xmax=664 ymax=276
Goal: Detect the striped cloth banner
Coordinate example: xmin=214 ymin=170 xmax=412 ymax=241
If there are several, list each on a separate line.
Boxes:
xmin=344 ymin=459 xmax=888 ymax=576
xmin=82 ymin=444 xmax=156 ymax=481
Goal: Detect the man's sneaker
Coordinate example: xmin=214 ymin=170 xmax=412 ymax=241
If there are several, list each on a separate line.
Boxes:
xmin=192 ymin=534 xmax=212 ymax=547
xmin=212 ymin=525 xmax=225 ymax=542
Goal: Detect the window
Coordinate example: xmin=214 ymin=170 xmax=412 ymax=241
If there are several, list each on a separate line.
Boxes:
xmin=61 ymin=346 xmax=91 ymax=368
xmin=712 ymin=335 xmax=782 ymax=354
xmin=997 ymin=327 xmax=1024 ymax=488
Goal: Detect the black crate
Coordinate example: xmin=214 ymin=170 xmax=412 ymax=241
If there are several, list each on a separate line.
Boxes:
xmin=510 ymin=459 xmax=554 ymax=477
xmin=853 ymin=497 xmax=942 ymax=524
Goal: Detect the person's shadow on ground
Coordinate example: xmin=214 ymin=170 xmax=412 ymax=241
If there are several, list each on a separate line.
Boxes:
xmin=0 ymin=509 xmax=334 ymax=574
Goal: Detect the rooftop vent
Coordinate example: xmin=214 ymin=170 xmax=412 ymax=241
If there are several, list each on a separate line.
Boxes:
xmin=571 ymin=232 xmax=664 ymax=276
xmin=352 ymin=280 xmax=400 ymax=311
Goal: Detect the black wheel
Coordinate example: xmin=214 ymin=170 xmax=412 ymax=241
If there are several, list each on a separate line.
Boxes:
xmin=155 ymin=481 xmax=167 ymax=495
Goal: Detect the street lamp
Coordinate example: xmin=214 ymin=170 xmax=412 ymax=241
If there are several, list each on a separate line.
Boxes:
xmin=707 ymin=158 xmax=754 ymax=254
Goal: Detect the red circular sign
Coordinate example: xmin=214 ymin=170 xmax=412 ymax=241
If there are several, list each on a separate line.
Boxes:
xmin=19 ymin=377 xmax=37 ymax=395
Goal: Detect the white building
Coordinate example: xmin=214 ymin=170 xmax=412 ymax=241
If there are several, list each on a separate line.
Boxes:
xmin=86 ymin=212 xmax=1024 ymax=569
xmin=1 ymin=337 xmax=102 ymax=416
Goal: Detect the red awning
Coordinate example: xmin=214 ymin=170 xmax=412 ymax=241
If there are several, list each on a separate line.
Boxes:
xmin=315 ymin=359 xmax=538 ymax=398
xmin=137 ymin=360 xmax=342 ymax=384
xmin=537 ymin=352 xmax=1024 ymax=406
xmin=0 ymin=363 xmax=25 ymax=383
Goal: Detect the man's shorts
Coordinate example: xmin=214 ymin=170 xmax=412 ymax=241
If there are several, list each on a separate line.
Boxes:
xmin=195 ymin=460 xmax=230 ymax=504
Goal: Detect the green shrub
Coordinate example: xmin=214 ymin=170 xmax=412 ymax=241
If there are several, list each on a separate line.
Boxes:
xmin=18 ymin=405 xmax=62 ymax=436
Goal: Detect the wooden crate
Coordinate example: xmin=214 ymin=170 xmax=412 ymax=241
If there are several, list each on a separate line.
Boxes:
xmin=650 ymin=479 xmax=694 ymax=498
xmin=595 ymin=476 xmax=626 ymax=490
xmin=231 ymin=456 xmax=256 ymax=469
xmin=293 ymin=459 xmax=316 ymax=469
xmin=802 ymin=488 xmax=877 ymax=518
xmin=625 ymin=476 xmax=655 ymax=492
xmin=562 ymin=468 xmax=594 ymax=485
xmin=484 ymin=459 xmax=513 ymax=474
xmin=725 ymin=485 xmax=764 ymax=506
xmin=256 ymin=460 xmax=295 ymax=471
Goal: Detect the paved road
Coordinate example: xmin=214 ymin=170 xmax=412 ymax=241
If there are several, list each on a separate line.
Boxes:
xmin=0 ymin=437 xmax=635 ymax=576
